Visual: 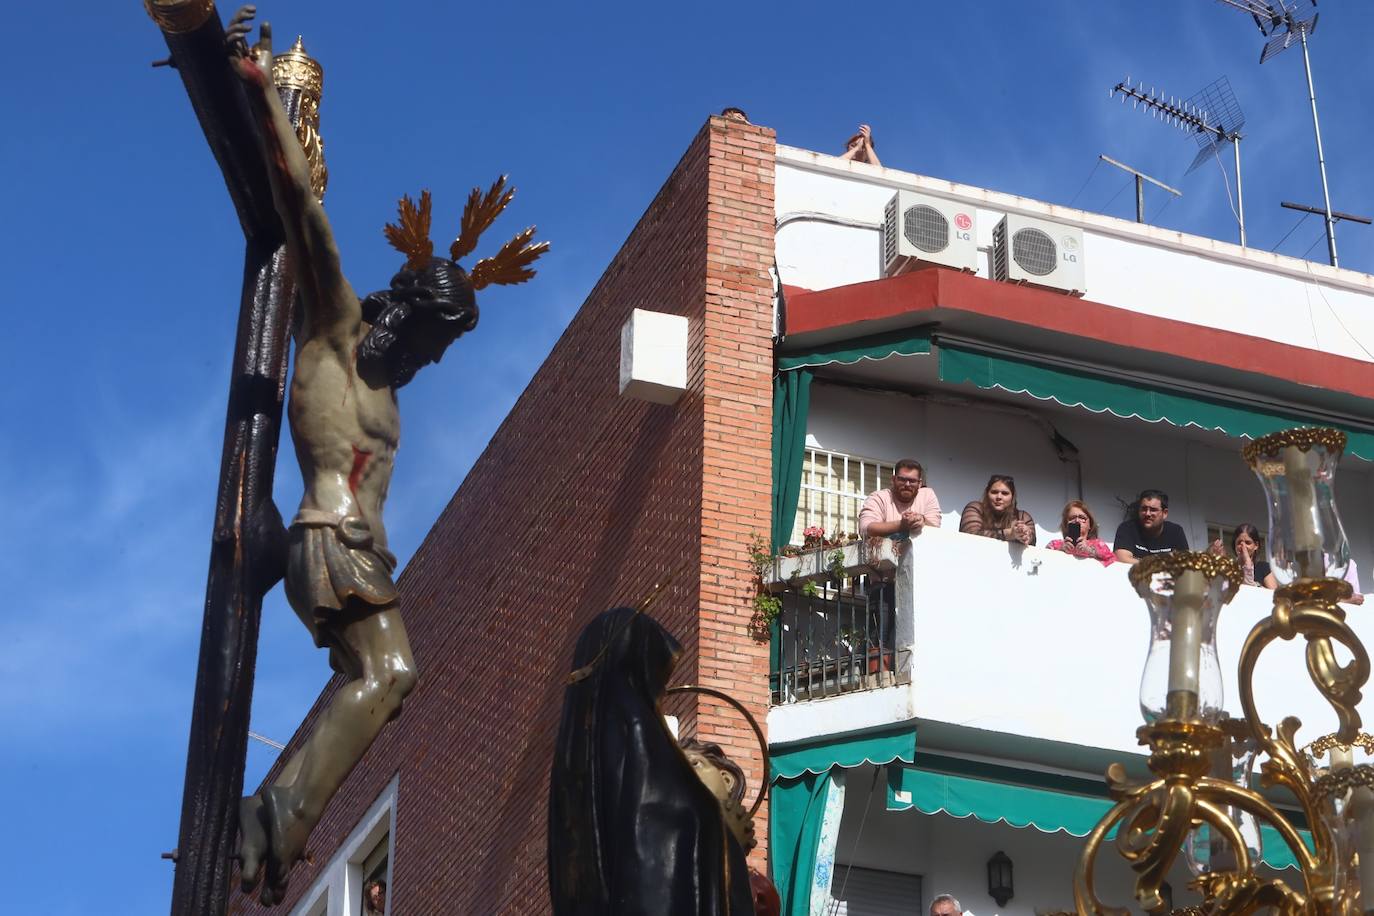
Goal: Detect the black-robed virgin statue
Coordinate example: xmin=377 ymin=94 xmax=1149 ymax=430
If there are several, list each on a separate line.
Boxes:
xmin=548 ymin=608 xmax=758 ymax=915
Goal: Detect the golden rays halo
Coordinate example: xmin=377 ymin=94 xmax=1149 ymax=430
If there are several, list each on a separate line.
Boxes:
xmin=383 ymin=176 xmax=548 ymax=288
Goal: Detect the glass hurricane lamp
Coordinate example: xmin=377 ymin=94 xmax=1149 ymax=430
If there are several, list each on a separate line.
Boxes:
xmin=1132 ymin=552 xmax=1241 ymax=725
xmin=1243 ymin=428 xmax=1350 ymax=584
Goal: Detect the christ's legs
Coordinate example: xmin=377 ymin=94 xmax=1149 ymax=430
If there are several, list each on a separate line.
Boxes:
xmin=242 ymin=605 xmax=416 ymax=903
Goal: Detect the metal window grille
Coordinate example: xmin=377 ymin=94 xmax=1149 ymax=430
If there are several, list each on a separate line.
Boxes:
xmin=791 ymin=448 xmax=894 ymax=546
xmin=772 ymin=576 xmax=898 ymax=704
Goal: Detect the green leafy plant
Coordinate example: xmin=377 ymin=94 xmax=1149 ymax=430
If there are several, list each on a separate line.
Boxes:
xmin=828 ymin=548 xmax=848 ymax=583
xmin=748 ymin=534 xmax=774 ymax=577
xmin=747 ymin=532 xmax=861 ymax=641
xmin=754 ymin=591 xmax=782 ymax=626
xmin=748 ymin=534 xmax=781 ymax=641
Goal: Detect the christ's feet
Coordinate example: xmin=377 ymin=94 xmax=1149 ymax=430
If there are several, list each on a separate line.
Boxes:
xmin=237 ymin=795 xmax=269 ymax=893
xmin=238 ymin=787 xmax=311 ymax=905
xmin=259 ymin=784 xmax=312 ymax=905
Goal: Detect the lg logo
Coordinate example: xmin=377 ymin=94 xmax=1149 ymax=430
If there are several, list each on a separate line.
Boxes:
xmin=954 ymin=213 xmax=973 ymax=242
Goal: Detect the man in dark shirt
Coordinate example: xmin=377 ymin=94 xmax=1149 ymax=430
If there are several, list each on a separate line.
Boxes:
xmin=1113 ymin=489 xmax=1189 ymax=565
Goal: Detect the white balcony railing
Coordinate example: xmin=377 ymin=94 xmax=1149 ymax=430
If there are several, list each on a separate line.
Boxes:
xmin=768 ymin=526 xmax=1374 ymax=759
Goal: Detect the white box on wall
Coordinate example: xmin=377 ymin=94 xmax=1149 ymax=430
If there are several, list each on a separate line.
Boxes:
xmin=619 ymin=309 xmax=688 ymax=404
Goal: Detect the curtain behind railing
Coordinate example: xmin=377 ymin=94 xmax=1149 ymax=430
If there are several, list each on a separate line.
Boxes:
xmin=771 ymin=368 xmax=813 ymax=552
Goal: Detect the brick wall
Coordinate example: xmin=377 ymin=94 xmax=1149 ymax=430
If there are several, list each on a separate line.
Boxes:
xmin=695 ymin=117 xmax=776 ymax=862
xmin=232 ymin=113 xmax=776 ymax=915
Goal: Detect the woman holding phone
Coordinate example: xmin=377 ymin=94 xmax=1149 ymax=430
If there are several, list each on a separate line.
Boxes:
xmin=1046 ymin=500 xmax=1115 ymax=566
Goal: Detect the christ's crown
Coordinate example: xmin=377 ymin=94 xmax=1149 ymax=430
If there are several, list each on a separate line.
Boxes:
xmin=383 ymin=176 xmax=548 ymax=290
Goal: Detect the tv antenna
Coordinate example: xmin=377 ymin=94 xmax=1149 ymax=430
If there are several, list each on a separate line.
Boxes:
xmin=1212 ymin=0 xmax=1338 ymax=266
xmin=1110 ymin=76 xmax=1247 ymax=244
xmin=1098 ymin=155 xmax=1182 ymax=224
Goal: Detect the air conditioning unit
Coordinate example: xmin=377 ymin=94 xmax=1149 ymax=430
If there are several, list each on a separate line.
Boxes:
xmin=881 ymin=191 xmax=979 ymax=277
xmin=991 ymin=214 xmax=1086 ymax=296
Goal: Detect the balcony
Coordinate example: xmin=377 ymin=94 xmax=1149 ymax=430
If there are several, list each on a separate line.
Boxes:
xmin=768 ymin=539 xmax=905 ymax=704
xmin=767 ymin=525 xmax=1374 ymax=760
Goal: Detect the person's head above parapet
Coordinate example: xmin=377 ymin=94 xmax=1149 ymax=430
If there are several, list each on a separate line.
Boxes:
xmin=930 ymin=894 xmax=963 ymax=916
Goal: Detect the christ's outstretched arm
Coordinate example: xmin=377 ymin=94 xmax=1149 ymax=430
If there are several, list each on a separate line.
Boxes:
xmin=227 ymin=6 xmax=360 ymax=350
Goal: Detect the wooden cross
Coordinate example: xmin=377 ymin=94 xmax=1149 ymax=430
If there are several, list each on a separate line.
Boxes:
xmin=144 ymin=2 xmax=326 ymax=912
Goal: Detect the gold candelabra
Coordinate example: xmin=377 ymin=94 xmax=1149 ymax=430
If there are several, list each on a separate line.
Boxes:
xmin=1074 ymin=428 xmax=1374 ymax=916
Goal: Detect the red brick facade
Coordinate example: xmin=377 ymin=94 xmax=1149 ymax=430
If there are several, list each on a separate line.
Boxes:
xmin=233 ymin=114 xmax=776 ymax=915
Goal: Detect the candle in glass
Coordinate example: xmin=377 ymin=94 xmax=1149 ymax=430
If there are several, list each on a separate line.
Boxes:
xmin=1166 ymin=569 xmax=1207 ymax=720
xmin=1135 ymin=554 xmax=1238 ymax=724
xmin=1283 ymin=444 xmax=1324 ymax=578
xmin=1245 ymin=429 xmax=1351 ymax=583
xmin=1329 ymin=747 xmax=1374 ymax=910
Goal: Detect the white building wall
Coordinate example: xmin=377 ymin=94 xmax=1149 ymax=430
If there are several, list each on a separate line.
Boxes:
xmin=769 ymin=522 xmax=1374 ymax=759
xmin=774 ymin=149 xmax=1374 ymax=363
xmin=774 ymin=378 xmax=1374 ymax=754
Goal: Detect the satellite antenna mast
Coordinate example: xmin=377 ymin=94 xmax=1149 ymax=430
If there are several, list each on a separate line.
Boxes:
xmin=1110 ymin=76 xmax=1247 ymax=244
xmin=1212 ymin=0 xmax=1337 ymax=266
xmin=1098 ymin=155 xmax=1182 ymax=224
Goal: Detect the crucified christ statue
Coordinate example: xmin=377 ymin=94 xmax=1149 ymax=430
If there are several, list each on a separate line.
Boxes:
xmin=226 ymin=7 xmax=546 ymax=905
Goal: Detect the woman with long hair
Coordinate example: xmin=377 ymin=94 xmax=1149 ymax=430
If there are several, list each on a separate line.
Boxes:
xmin=959 ymin=474 xmax=1035 ymax=545
xmin=1045 ymin=500 xmax=1115 ymax=566
xmin=1208 ymin=523 xmax=1278 ymax=589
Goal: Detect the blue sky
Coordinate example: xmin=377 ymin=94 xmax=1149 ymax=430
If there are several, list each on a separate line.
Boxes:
xmin=3 ymin=1 xmax=1373 ymax=911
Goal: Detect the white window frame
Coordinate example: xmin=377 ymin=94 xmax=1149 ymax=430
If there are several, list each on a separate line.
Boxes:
xmin=289 ymin=775 xmax=399 ymax=916
xmin=293 ymin=888 xmax=328 ymax=916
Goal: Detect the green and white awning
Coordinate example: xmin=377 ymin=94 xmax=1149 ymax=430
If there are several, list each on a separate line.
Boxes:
xmin=772 ymin=329 xmax=1374 ymax=460
xmin=777 ymin=328 xmax=933 ymax=372
xmin=937 ymin=343 xmax=1374 ymax=461
xmin=771 ymin=727 xmax=919 ymax=781
xmin=771 ymin=728 xmax=919 ymax=916
xmin=885 ymin=765 xmax=1111 ymax=836
xmin=884 ymin=762 xmax=1311 ymax=871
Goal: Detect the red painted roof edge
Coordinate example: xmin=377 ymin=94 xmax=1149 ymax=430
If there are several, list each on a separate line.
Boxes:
xmin=782 ymin=267 xmax=1374 ymax=403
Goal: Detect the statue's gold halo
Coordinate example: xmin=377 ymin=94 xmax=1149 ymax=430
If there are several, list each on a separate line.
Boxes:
xmin=663 ymin=684 xmax=770 ymax=818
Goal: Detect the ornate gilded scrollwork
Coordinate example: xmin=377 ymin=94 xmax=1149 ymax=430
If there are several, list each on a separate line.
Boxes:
xmin=1242 ymin=428 xmax=1348 ymax=466
xmin=1306 ymin=733 xmax=1374 ymax=758
xmin=1076 ymin=571 xmax=1368 ymax=915
xmin=1239 ymin=579 xmax=1368 ymax=809
xmin=1128 ymin=552 xmax=1243 ymax=592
